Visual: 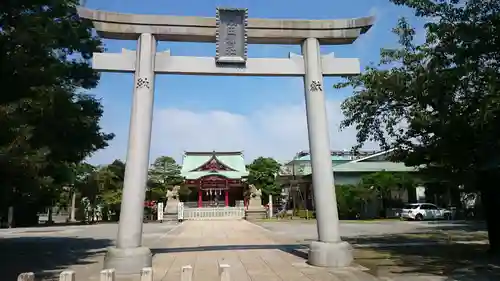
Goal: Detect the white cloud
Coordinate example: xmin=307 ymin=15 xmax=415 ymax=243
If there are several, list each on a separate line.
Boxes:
xmin=88 ymin=99 xmax=379 ymax=165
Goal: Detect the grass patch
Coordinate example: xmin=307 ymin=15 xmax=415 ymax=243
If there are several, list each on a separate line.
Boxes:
xmin=350 ymin=229 xmax=494 ymax=279
xmin=258 ymin=217 xmax=403 ymax=223
xmin=354 ymin=243 xmax=499 ymax=279
xmin=256 ymin=218 xmax=316 ymax=223
xmin=341 ymin=218 xmax=401 ymax=223
xmin=400 ymin=231 xmax=488 ymax=242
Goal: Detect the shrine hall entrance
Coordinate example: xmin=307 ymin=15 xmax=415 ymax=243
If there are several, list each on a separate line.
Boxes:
xmin=181 ymin=151 xmax=248 ymax=208
xmin=197 ymin=183 xmax=245 ymax=207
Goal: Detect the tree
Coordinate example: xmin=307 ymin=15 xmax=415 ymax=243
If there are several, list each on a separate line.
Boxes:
xmin=148 ymin=156 xmax=183 ymax=202
xmin=98 ymin=160 xmax=125 ymax=219
xmin=335 ymin=1 xmax=500 ymax=254
xmin=77 ymin=160 xmax=125 ymax=222
xmin=0 ymin=0 xmax=113 ymax=225
xmin=67 ymin=162 xmax=96 ymax=221
xmin=247 ymin=157 xmax=281 ymax=198
xmin=359 ymin=172 xmax=417 ymax=217
xmin=336 ymin=184 xmax=377 ymax=219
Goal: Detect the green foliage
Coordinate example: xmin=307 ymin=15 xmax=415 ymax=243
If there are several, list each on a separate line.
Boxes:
xmin=177 ymin=185 xmax=193 ymax=202
xmin=97 ymin=160 xmax=125 ymax=208
xmin=148 ymin=156 xmax=183 ymax=201
xmin=336 ymin=0 xmax=500 ymax=252
xmin=359 ymin=172 xmax=417 ymax=196
xmin=360 ymin=172 xmax=398 ymax=195
xmin=247 ymin=157 xmax=281 ymax=196
xmin=336 ymin=0 xmax=500 ymax=186
xmin=0 ymin=0 xmax=113 ymax=224
xmin=336 ymin=184 xmax=377 ymax=219
xmin=64 ymin=156 xmax=184 ymax=222
xmin=73 ymin=160 xmax=124 ymax=222
xmin=294 ymin=209 xmax=315 ymax=219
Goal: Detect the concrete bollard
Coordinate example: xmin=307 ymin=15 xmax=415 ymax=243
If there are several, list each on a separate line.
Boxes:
xmin=59 ymin=270 xmax=76 ymax=281
xmin=140 ymin=267 xmax=153 ymax=281
xmin=17 ymin=272 xmax=34 ymax=281
xmin=180 ymin=265 xmax=193 ymax=281
xmin=218 ymin=263 xmax=230 ymax=281
xmin=100 ymin=269 xmax=115 ymax=281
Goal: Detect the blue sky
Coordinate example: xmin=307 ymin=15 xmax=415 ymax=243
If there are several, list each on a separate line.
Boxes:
xmin=84 ymin=0 xmax=426 ymax=165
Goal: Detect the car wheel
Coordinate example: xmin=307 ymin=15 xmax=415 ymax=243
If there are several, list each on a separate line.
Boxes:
xmin=415 ymin=214 xmax=424 ymax=221
xmin=444 ymin=213 xmax=451 ymax=220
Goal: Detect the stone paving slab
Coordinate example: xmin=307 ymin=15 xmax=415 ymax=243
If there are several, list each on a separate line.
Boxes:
xmin=150 ymin=220 xmax=379 ymax=281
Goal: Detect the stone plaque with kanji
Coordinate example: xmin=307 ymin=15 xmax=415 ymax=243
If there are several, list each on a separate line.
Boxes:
xmin=215 ymin=8 xmax=248 ymax=65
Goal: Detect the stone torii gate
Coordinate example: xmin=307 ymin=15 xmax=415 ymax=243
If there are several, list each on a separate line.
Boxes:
xmin=78 ymin=6 xmax=373 ymax=274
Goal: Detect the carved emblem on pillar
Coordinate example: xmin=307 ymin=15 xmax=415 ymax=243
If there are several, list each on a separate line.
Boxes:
xmin=309 ymin=80 xmax=322 ymax=92
xmin=136 ymin=77 xmax=150 ymax=89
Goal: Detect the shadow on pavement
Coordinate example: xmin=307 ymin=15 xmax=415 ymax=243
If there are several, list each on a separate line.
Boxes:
xmin=151 ymin=244 xmax=309 ymax=260
xmin=0 ymin=236 xmax=112 ymax=280
xmin=348 ymin=232 xmax=499 ymax=280
xmin=418 ymin=220 xmax=486 ymax=232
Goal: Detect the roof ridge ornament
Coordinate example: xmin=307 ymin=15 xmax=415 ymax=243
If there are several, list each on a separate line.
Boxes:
xmin=190 ymin=154 xmax=237 ymax=172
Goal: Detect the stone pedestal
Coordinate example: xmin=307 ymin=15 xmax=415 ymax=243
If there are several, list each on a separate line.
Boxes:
xmin=165 ymin=197 xmax=179 ymax=214
xmin=103 ymin=247 xmax=152 ymax=275
xmin=164 ymin=197 xmax=180 ymax=221
xmin=307 ymin=241 xmax=353 ymax=267
xmin=245 ymin=208 xmax=267 ymax=220
xmin=163 ymin=186 xmax=180 ymax=221
xmin=245 ymin=187 xmax=266 ymax=220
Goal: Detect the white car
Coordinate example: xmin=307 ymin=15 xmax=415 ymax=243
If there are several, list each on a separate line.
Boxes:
xmin=400 ymin=203 xmax=452 ymax=221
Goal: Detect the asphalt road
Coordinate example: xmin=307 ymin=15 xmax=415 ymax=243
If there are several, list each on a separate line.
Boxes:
xmin=0 ymin=222 xmax=180 ymax=281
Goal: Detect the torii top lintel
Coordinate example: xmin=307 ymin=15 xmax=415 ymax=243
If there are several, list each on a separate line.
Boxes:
xmin=77 ymin=7 xmax=374 ymax=45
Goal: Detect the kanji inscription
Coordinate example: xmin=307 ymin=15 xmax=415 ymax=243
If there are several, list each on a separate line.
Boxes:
xmin=216 ymin=8 xmax=247 ymax=64
xmin=309 ymin=80 xmax=323 ymax=92
xmin=136 ymin=77 xmax=150 ymax=89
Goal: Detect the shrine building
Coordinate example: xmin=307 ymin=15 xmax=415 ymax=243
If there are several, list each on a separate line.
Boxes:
xmin=181 ymin=151 xmax=249 ymax=208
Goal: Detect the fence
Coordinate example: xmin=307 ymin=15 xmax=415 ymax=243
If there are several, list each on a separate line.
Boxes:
xmin=183 ymin=201 xmax=229 ymax=208
xmin=17 ymin=263 xmax=231 ymax=281
xmin=178 ymin=204 xmax=245 ymax=221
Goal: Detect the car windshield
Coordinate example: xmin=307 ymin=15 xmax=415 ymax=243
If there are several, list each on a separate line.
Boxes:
xmin=404 ymin=204 xmax=419 ymax=209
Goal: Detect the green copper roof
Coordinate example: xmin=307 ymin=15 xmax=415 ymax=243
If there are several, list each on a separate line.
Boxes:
xmin=332 ymin=162 xmax=416 ymax=172
xmin=294 ymin=150 xmax=381 ymax=162
xmin=294 ymin=161 xmax=414 ymax=175
xmin=281 ymin=149 xmax=416 ymax=176
xmin=181 ymin=151 xmax=249 ymax=180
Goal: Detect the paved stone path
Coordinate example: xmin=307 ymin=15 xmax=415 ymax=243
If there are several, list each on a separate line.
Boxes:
xmin=149 ymin=220 xmax=379 ymax=281
xmin=6 ymin=221 xmax=493 ymax=280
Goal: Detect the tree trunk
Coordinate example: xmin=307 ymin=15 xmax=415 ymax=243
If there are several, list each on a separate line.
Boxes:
xmin=7 ymin=206 xmax=14 ymax=228
xmin=69 ymin=191 xmax=77 ymax=222
xmin=48 ymin=207 xmax=53 ymax=224
xmin=478 ymin=170 xmax=500 ymax=256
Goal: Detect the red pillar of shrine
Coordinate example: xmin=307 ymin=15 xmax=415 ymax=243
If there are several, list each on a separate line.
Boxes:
xmin=198 ymin=189 xmax=202 ymax=208
xmin=224 ymin=180 xmax=229 ymax=207
xmin=224 ymin=190 xmax=229 ymax=207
